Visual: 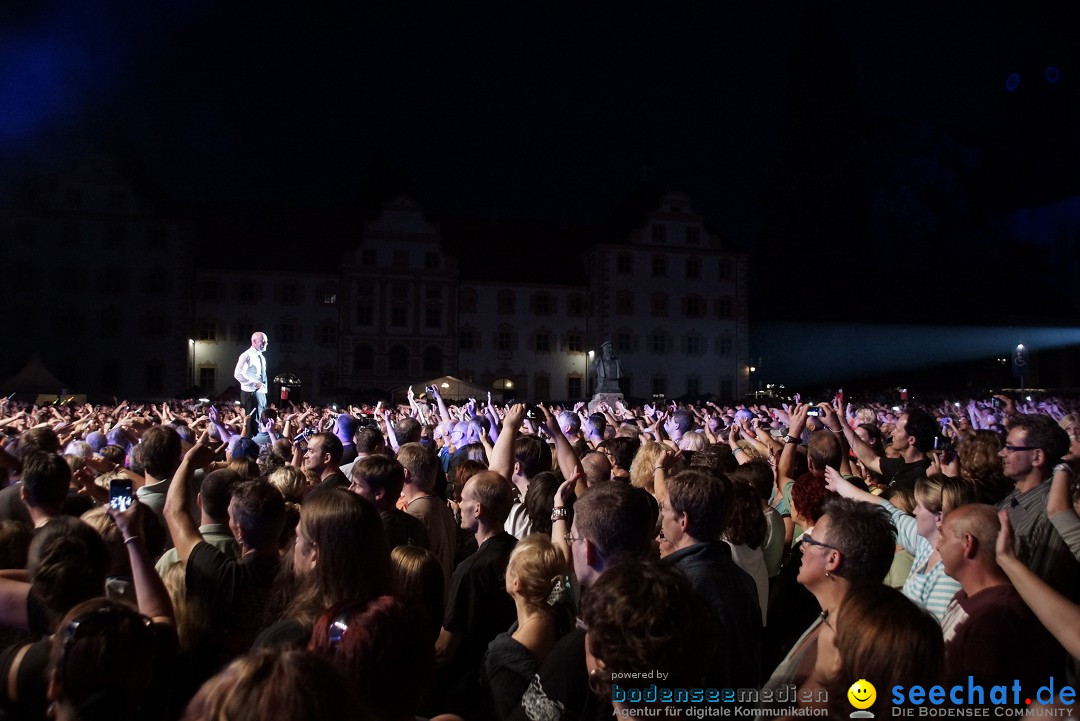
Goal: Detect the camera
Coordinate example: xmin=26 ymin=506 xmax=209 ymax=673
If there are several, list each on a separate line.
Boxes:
xmin=806 ymin=407 xmax=823 ymax=417
xmin=109 ymin=478 xmax=133 ymax=513
xmin=933 ymin=436 xmax=952 ymax=453
xmin=292 ymin=427 xmax=314 ymax=444
xmin=425 ymin=385 xmax=438 ymax=395
xmin=991 ymin=396 xmax=1002 ymax=409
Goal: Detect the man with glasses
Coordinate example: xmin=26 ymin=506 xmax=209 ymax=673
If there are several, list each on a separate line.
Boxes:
xmin=997 ymin=415 xmax=1080 ymax=600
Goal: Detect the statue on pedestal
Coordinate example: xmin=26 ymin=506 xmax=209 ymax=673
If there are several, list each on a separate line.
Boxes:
xmin=594 ymin=341 xmax=623 ymax=394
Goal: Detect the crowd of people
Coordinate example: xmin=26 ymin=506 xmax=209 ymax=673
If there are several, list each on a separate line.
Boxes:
xmin=0 ymin=382 xmax=1078 ymax=720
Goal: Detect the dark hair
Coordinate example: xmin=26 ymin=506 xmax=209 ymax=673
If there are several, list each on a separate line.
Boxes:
xmin=665 ymin=468 xmax=733 ymax=541
xmin=581 ymin=561 xmax=714 ymax=696
xmin=586 ymin=413 xmax=606 ymax=438
xmin=396 ymin=417 xmax=422 ymax=444
xmin=21 ymin=451 xmax=71 ymax=511
xmin=728 ymin=458 xmax=774 ymax=503
xmin=820 ymin=497 xmax=896 ymax=583
xmin=574 ymin=482 xmax=654 ymax=564
xmin=309 ymin=596 xmax=431 ymax=721
xmin=139 ymin=426 xmax=182 ymax=480
xmin=354 ymin=426 xmax=385 ymax=454
xmin=201 ymin=469 xmax=242 ymax=523
xmin=49 ymin=599 xmax=158 ymax=721
xmin=524 ymin=471 xmax=561 ymax=536
xmin=310 ymin=433 xmax=343 ymax=466
xmin=351 ymin=455 xmax=406 ymax=501
xmin=334 ymin=414 xmax=359 ymax=440
xmin=903 ymin=408 xmax=939 ymax=454
xmin=29 ymin=517 xmax=110 ymax=630
xmin=229 ymin=480 xmax=286 ymax=550
xmin=0 ymin=520 xmax=33 ymax=569
xmin=605 ymin=437 xmax=640 ymax=472
xmin=1008 ymin=414 xmax=1070 ymax=467
xmin=469 ymin=472 xmax=515 ymax=525
xmin=670 ymin=410 xmax=694 ymax=434
xmin=513 ymin=435 xmax=551 ymax=479
xmin=857 ymin=423 xmax=884 ymax=451
xmin=724 ymin=478 xmax=767 ymax=549
xmin=286 ymin=489 xmax=390 ymax=627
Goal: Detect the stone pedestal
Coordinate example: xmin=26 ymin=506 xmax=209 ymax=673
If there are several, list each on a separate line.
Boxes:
xmin=589 ymin=393 xmax=624 ymax=413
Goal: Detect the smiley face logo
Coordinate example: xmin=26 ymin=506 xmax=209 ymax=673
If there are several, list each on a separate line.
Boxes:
xmin=847 ymin=679 xmax=876 ymax=710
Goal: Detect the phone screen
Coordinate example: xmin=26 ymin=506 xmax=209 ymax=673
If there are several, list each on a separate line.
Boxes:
xmin=110 ymin=479 xmax=133 ymax=512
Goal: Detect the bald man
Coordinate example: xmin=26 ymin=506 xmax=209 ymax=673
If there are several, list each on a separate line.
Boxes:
xmin=234 ymin=331 xmax=269 ymax=435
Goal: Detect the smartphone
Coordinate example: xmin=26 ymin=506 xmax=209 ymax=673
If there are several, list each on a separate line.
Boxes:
xmin=109 ymin=478 xmax=133 ymax=513
xmin=933 ymin=437 xmax=952 ymax=453
xmin=806 ymin=407 xmax=823 ymax=417
xmin=991 ymin=397 xmax=1001 ymax=409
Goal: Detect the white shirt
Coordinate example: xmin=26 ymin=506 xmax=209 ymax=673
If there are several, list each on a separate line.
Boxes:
xmin=234 ymin=347 xmax=266 ymax=392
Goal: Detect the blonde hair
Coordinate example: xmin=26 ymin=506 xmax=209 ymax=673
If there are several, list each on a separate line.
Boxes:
xmin=507 ymin=533 xmax=566 ymax=612
xmin=268 ymin=465 xmax=307 ymax=504
xmin=629 ymin=441 xmax=666 ymax=493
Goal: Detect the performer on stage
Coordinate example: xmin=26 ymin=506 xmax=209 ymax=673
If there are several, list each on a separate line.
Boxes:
xmin=234 ymin=331 xmax=269 ymax=434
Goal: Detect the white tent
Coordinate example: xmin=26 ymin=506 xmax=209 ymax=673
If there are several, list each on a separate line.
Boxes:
xmin=401 ymin=375 xmax=502 ymax=403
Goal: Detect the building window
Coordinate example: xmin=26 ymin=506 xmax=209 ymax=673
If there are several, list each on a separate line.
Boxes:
xmin=278 ymin=322 xmax=297 ymax=344
xmin=686 ymin=335 xmax=702 ymax=354
xmin=684 ymin=295 xmax=704 ymax=318
xmin=199 ymin=321 xmax=217 ymax=341
xmin=616 ymin=290 xmax=634 ymax=315
xmin=616 ymin=332 xmax=632 ymax=353
xmin=651 ymin=293 xmax=668 ymax=317
xmin=387 ymin=345 xmax=409 ymax=372
xmin=568 ymin=376 xmax=582 ymax=398
xmin=280 ymin=283 xmax=299 ymax=304
xmin=393 ymin=250 xmax=408 ymax=268
xmin=567 ymin=333 xmax=583 ymax=352
xmin=616 ymin=253 xmax=633 ymax=275
xmin=323 ymin=292 xmax=337 ymax=305
xmin=390 ymin=306 xmax=407 ymax=327
xmin=534 ymin=333 xmax=551 ymax=353
xmin=236 ymin=320 xmax=254 ymax=342
xmin=319 ymin=324 xmax=337 ymax=347
xmin=199 ymin=367 xmax=216 ymax=393
xmin=460 ymin=288 xmax=478 ymax=313
xmin=354 ymin=344 xmax=374 ymax=371
xmin=497 ymin=290 xmax=515 ymax=314
xmin=685 ymin=257 xmax=701 ymax=279
xmin=651 ymin=224 xmax=666 ymax=243
xmin=422 ymin=346 xmax=443 ymax=374
xmin=493 ymin=378 xmax=515 ymax=391
xmin=426 ymin=285 xmax=441 ymax=301
xmin=567 ymin=294 xmax=584 ymax=316
xmin=719 ymin=258 xmax=733 ymax=280
xmin=720 ymin=379 xmax=734 ymax=400
xmin=425 ymin=307 xmax=441 ymax=329
xmin=686 ymin=377 xmax=700 ymax=397
xmin=496 ymin=330 xmax=514 ymax=352
xmin=649 ymin=332 xmax=667 ymax=354
xmin=651 ymin=377 xmax=666 ymax=398
xmin=652 ymin=255 xmax=667 ymax=278
xmin=717 ymin=296 xmax=734 ymax=319
xmin=686 ymin=227 xmax=700 ymax=245
xmin=355 ymin=302 xmax=373 ymax=326
xmin=460 ymin=328 xmax=476 ymax=351
xmin=391 ymin=283 xmax=408 ymax=300
xmin=531 ymin=293 xmax=555 ymax=315
xmin=718 ymin=336 xmax=733 ymax=356
xmin=425 ymin=252 xmax=440 ymax=270
xmin=361 ymin=249 xmax=377 ymax=266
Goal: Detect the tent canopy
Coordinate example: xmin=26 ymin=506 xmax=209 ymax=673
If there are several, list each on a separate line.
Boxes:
xmin=400 ymin=375 xmax=501 ymax=403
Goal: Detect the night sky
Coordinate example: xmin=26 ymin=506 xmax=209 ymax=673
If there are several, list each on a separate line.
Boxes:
xmin=3 ymin=0 xmax=1079 ymax=389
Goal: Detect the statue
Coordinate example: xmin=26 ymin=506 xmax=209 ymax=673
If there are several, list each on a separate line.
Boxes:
xmin=594 ymin=341 xmax=624 ymax=394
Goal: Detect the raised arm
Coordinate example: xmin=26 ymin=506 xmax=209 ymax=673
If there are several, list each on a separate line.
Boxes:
xmin=163 ymin=433 xmax=218 ymax=564
xmin=490 ymin=404 xmax=526 ymax=493
xmin=819 ymin=402 xmax=854 ymax=476
xmin=997 ymin=509 xmax=1080 ymax=659
xmin=539 ymin=405 xmax=584 ymax=483
xmin=109 ymin=501 xmax=176 ymax=625
xmin=837 ymin=409 xmax=883 ymax=475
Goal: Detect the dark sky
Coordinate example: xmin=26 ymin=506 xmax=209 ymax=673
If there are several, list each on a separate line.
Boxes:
xmin=4 ymin=0 xmax=1075 ymax=237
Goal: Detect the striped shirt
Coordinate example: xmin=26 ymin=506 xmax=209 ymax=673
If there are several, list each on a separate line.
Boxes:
xmin=882 ymin=500 xmax=960 ymax=624
xmin=998 ymin=479 xmax=1080 ymax=602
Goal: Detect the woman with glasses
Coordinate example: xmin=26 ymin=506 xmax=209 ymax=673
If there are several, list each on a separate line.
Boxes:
xmin=826 ymin=468 xmax=976 ymax=623
xmin=761 ymin=497 xmax=896 ymax=693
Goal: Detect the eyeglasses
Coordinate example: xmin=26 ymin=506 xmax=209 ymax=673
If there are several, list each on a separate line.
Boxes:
xmin=1003 ymin=444 xmax=1038 ymax=453
xmin=802 ymin=531 xmax=841 ymax=554
xmin=564 ymin=533 xmax=583 ymax=545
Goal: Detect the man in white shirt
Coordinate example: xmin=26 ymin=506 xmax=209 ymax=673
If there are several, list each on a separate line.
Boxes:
xmin=234 ymin=331 xmax=269 ymax=435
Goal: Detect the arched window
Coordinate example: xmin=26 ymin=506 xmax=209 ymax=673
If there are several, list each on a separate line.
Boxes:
xmin=493 ymin=378 xmax=515 ymax=390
